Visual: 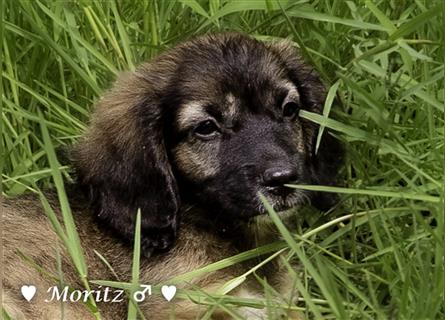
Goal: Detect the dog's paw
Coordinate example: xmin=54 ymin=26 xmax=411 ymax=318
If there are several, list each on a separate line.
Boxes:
xmin=140 ymin=226 xmax=177 ymax=257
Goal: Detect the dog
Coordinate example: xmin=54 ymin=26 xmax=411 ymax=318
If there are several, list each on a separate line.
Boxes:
xmin=2 ymin=33 xmax=342 ymax=319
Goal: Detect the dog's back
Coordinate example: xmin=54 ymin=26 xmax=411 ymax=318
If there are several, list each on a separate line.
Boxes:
xmin=2 ymin=194 xmax=99 ymax=319
xmin=2 ymin=194 xmax=263 ymax=319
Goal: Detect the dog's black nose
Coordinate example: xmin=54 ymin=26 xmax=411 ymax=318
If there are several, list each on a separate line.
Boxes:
xmin=262 ymin=166 xmax=298 ymax=194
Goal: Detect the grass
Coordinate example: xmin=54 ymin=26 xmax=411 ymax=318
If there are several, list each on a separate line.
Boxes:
xmin=2 ymin=0 xmax=444 ymax=319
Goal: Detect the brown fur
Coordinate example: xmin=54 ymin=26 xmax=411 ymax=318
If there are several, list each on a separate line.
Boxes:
xmin=2 ymin=194 xmax=299 ymax=319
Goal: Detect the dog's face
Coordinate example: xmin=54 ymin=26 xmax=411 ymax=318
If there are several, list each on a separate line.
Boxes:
xmin=74 ymin=33 xmax=341 ymax=255
xmin=169 ymin=56 xmax=316 ymax=219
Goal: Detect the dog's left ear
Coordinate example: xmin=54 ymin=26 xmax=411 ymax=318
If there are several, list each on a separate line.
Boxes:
xmin=267 ymin=40 xmax=343 ymax=210
xmin=72 ymin=68 xmax=180 ymax=256
xmin=310 ymin=132 xmax=344 ymax=211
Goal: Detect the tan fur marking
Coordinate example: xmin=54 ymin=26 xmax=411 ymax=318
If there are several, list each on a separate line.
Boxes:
xmin=173 ymin=142 xmax=219 ymax=179
xmin=225 ymin=93 xmax=238 ymax=119
xmin=176 ymin=102 xmax=208 ymax=130
xmin=281 ymin=80 xmax=300 ymax=102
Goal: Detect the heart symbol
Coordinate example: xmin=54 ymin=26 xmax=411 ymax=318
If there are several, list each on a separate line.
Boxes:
xmin=161 ymin=285 xmax=176 ymax=301
xmin=21 ymin=285 xmax=36 ymax=302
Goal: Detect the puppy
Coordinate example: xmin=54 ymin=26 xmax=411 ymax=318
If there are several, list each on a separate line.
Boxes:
xmin=2 ymin=33 xmax=342 ymax=319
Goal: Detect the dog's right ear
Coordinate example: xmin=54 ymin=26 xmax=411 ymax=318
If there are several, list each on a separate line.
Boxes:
xmin=72 ymin=67 xmax=180 ymax=256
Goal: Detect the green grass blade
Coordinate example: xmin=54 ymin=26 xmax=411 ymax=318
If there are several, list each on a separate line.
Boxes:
xmin=315 ymin=79 xmax=340 ymax=154
xmin=389 ymin=4 xmax=442 ymax=41
xmin=260 ymin=194 xmax=347 ymax=318
xmin=127 ymin=208 xmax=141 ymax=320
xmin=365 ymin=0 xmax=396 ymax=33
xmin=110 ymin=0 xmax=135 ymax=71
xmin=286 ymin=184 xmax=441 ymax=203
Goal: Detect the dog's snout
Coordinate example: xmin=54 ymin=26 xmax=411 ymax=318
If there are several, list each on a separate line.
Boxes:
xmin=262 ymin=166 xmax=298 ymax=188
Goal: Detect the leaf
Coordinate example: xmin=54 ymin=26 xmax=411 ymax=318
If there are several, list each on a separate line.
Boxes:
xmin=179 ymin=0 xmax=210 ymax=19
xmin=389 ymin=4 xmax=442 ymax=41
xmin=315 ymin=80 xmax=340 ymax=154
xmin=365 ymin=0 xmax=396 ymax=33
xmin=127 ymin=209 xmax=142 ymax=320
xmin=285 ymin=184 xmax=441 ymax=203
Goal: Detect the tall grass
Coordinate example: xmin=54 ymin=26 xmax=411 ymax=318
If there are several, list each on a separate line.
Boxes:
xmin=2 ymin=0 xmax=444 ymax=319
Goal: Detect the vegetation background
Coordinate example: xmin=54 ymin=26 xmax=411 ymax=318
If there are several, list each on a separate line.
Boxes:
xmin=2 ymin=0 xmax=444 ymax=319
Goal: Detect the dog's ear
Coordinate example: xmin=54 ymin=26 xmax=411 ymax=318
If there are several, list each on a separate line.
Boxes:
xmin=310 ymin=132 xmax=344 ymax=211
xmin=73 ymin=68 xmax=179 ymax=256
xmin=267 ymin=40 xmax=343 ymax=211
xmin=266 ymin=40 xmax=326 ymax=111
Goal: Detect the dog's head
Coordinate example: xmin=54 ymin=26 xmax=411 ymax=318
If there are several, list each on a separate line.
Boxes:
xmin=73 ymin=33 xmax=342 ymax=255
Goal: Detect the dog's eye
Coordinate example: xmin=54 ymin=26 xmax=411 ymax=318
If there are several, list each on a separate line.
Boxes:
xmin=283 ymin=102 xmax=300 ymax=119
xmin=194 ymin=120 xmax=219 ymax=138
